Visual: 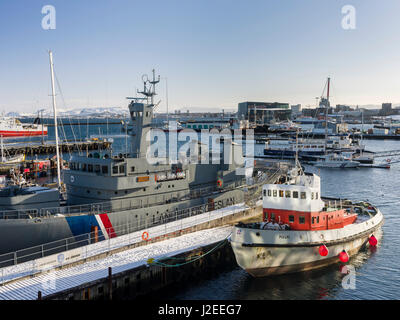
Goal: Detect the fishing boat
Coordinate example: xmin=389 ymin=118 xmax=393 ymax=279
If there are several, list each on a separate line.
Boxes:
xmin=229 ymin=162 xmax=383 ymax=277
xmin=312 ymin=153 xmax=359 ymax=168
xmin=0 ymin=117 xmax=47 ymax=137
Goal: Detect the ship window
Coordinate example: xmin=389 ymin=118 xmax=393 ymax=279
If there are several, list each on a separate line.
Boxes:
xmin=113 ymin=166 xmax=118 ymax=174
xmin=289 ymin=215 xmax=294 ymax=223
xmin=273 ymin=190 xmax=277 ymax=197
xmin=119 ymin=165 xmax=125 ymax=174
xmin=285 ymin=190 xmax=291 ymax=198
xmin=267 ymin=190 xmax=271 ymax=197
xmin=312 ymin=217 xmax=315 ymax=224
xmin=316 ymin=192 xmax=319 ymax=199
xmin=317 ymin=216 xmax=320 ymax=223
xmin=131 ymin=166 xmax=135 ymax=172
xmin=95 ymin=165 xmax=100 ymax=173
xmin=102 ymin=166 xmax=108 ymax=174
xmin=88 ymin=164 xmax=93 ymax=172
xmin=263 ymin=190 xmax=266 ymax=196
xmin=311 ymin=192 xmax=314 ymax=200
xmin=279 ymin=190 xmax=284 ymax=197
xmin=301 ymin=192 xmax=306 ymax=199
xmin=299 ymin=216 xmax=305 ymax=224
xmin=270 ymin=213 xmax=275 ymax=221
xmin=82 ymin=163 xmax=87 ymax=171
xmin=293 ymin=191 xmax=298 ymax=198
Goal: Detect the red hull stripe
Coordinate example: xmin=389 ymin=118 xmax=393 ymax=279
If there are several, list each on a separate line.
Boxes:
xmin=0 ymin=131 xmax=48 ymax=137
xmin=98 ymin=213 xmax=117 ymax=238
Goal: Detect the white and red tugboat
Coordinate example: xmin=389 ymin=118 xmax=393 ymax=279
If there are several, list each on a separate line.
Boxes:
xmin=230 ymin=163 xmax=384 ymax=277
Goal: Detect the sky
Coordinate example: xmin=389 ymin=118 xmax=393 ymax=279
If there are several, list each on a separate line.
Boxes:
xmin=1 ymin=0 xmax=400 ymax=114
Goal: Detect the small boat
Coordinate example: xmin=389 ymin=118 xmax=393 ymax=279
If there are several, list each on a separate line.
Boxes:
xmin=312 ymin=153 xmax=359 ymax=168
xmin=229 ymin=163 xmax=383 ymax=277
xmin=0 ymin=136 xmax=25 ymax=167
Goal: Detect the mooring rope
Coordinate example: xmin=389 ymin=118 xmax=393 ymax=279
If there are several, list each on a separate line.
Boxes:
xmin=147 ymin=232 xmax=232 ymax=268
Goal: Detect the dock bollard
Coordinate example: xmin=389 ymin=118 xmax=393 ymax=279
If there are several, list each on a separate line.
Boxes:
xmin=108 ymin=267 xmax=112 ymax=300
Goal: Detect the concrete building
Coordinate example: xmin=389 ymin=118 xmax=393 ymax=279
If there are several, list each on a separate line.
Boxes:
xmin=238 ymin=101 xmax=291 ymax=125
xmin=381 ymin=103 xmax=393 ymax=116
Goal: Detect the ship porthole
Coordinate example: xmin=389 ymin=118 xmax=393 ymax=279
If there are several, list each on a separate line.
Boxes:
xmin=70 ymin=175 xmax=75 ymax=183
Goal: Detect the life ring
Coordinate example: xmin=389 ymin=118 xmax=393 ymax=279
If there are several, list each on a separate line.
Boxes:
xmin=142 ymin=231 xmax=149 ymax=241
xmin=216 ymin=179 xmax=223 ymax=187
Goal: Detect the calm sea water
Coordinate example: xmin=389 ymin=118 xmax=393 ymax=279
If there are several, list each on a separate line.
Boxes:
xmin=8 ymin=120 xmax=400 ymax=299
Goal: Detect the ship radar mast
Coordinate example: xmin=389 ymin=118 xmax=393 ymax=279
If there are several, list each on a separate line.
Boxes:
xmin=136 ymin=69 xmax=160 ymax=105
xmin=126 ymin=69 xmax=161 ymax=158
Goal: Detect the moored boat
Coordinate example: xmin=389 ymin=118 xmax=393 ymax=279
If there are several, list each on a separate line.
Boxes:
xmin=229 ymin=164 xmax=383 ymax=277
xmin=0 ymin=117 xmax=47 ymax=137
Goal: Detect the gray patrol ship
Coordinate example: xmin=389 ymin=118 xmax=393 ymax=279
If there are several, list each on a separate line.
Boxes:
xmin=0 ymin=70 xmax=278 ymax=262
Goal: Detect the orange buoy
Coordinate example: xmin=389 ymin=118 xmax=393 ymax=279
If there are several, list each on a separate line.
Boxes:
xmin=369 ymin=234 xmax=378 ymax=246
xmin=142 ymin=231 xmax=150 ymax=241
xmin=339 ymin=250 xmax=349 ymax=263
xmin=319 ymin=244 xmax=329 ymax=256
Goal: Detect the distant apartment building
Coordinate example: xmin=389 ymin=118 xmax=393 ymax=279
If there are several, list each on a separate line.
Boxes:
xmin=335 ymin=104 xmax=353 ymax=112
xmin=301 ymin=107 xmax=333 ymax=118
xmin=238 ymin=101 xmax=291 ymax=125
xmin=381 ymin=103 xmax=393 ymax=116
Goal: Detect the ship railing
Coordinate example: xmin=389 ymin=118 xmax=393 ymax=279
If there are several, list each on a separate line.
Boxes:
xmin=0 ymin=199 xmax=250 ymax=281
xmin=0 ymin=180 xmax=248 ymax=220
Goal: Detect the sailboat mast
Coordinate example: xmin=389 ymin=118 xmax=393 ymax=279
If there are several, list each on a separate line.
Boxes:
xmin=1 ymin=135 xmax=4 ymax=162
xmin=324 ymin=77 xmax=330 ymax=155
xmin=361 ymin=110 xmax=364 ymax=155
xmin=49 ymin=51 xmax=62 ymax=189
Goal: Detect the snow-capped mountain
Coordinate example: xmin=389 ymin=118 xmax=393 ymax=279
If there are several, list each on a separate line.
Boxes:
xmin=4 ymin=107 xmax=129 ymax=118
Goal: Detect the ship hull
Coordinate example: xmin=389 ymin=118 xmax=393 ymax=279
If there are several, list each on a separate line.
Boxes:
xmin=230 ymin=210 xmax=383 ymax=277
xmin=0 ymin=130 xmax=48 ymax=137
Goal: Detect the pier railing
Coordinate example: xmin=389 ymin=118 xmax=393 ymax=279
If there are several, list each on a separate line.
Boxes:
xmin=0 ymin=164 xmax=286 ymax=281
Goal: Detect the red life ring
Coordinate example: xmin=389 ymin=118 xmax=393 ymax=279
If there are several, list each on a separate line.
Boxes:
xmin=142 ymin=231 xmax=149 ymax=241
xmin=216 ymin=179 xmax=223 ymax=187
